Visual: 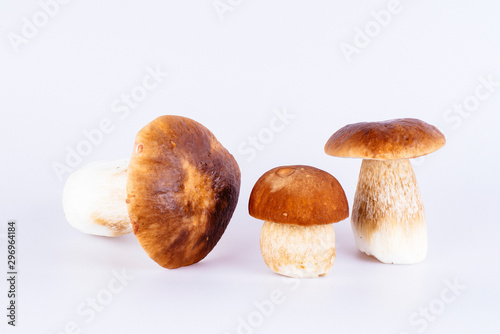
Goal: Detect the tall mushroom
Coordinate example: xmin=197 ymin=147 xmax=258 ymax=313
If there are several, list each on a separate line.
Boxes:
xmin=249 ymin=165 xmax=349 ymax=278
xmin=324 ymin=118 xmax=445 ymax=264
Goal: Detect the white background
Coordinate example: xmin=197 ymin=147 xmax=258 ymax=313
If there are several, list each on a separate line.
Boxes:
xmin=1 ymin=1 xmax=499 ymax=333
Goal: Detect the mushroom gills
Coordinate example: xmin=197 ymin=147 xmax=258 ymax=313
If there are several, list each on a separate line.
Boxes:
xmin=352 ymin=159 xmax=427 ymax=264
xmin=260 ymin=221 xmax=336 ymax=278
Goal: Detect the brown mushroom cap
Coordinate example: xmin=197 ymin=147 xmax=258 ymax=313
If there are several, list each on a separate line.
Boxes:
xmin=248 ymin=165 xmax=349 ymax=226
xmin=324 ymin=118 xmax=446 ymax=160
xmin=126 ymin=115 xmax=241 ymax=269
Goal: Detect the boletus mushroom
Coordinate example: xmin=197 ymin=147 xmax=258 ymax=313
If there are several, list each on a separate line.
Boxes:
xmin=325 ymin=118 xmax=445 ymax=264
xmin=249 ymin=165 xmax=349 ymax=278
xmin=62 ymin=115 xmax=240 ymax=269
xmin=127 ymin=115 xmax=241 ymax=269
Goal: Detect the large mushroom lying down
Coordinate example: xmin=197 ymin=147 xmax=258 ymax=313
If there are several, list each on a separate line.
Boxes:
xmin=249 ymin=165 xmax=349 ymax=278
xmin=62 ymin=115 xmax=241 ymax=269
xmin=325 ymin=118 xmax=445 ymax=264
xmin=127 ymin=115 xmax=241 ymax=269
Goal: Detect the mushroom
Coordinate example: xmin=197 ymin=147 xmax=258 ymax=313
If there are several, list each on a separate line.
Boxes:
xmin=324 ymin=118 xmax=446 ymax=264
xmin=62 ymin=115 xmax=241 ymax=269
xmin=127 ymin=115 xmax=241 ymax=269
xmin=248 ymin=165 xmax=349 ymax=278
xmin=62 ymin=159 xmax=132 ymax=237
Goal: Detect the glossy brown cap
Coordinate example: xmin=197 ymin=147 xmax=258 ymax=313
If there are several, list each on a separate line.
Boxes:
xmin=248 ymin=165 xmax=349 ymax=226
xmin=325 ymin=118 xmax=446 ymax=160
xmin=127 ymin=115 xmax=241 ymax=269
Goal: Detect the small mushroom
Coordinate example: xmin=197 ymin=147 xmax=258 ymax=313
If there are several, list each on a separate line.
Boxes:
xmin=325 ymin=118 xmax=446 ymax=264
xmin=127 ymin=115 xmax=241 ymax=269
xmin=249 ymin=165 xmax=349 ymax=278
xmin=62 ymin=159 xmax=132 ymax=237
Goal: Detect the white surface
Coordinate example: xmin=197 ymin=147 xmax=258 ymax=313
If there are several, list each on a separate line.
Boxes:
xmin=1 ymin=1 xmax=499 ymax=333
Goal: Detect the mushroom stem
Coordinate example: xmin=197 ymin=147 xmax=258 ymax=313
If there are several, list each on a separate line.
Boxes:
xmin=352 ymin=159 xmax=426 ymax=264
xmin=260 ymin=221 xmax=336 ymax=278
xmin=63 ymin=160 xmax=132 ymax=237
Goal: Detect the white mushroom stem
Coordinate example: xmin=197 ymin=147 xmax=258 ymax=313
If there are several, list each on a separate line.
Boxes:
xmin=63 ymin=160 xmax=132 ymax=237
xmin=260 ymin=221 xmax=336 ymax=278
xmin=352 ymin=159 xmax=427 ymax=264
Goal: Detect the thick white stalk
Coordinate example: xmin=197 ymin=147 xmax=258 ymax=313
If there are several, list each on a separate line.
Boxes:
xmin=63 ymin=160 xmax=131 ymax=237
xmin=260 ymin=221 xmax=336 ymax=278
xmin=352 ymin=159 xmax=427 ymax=264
